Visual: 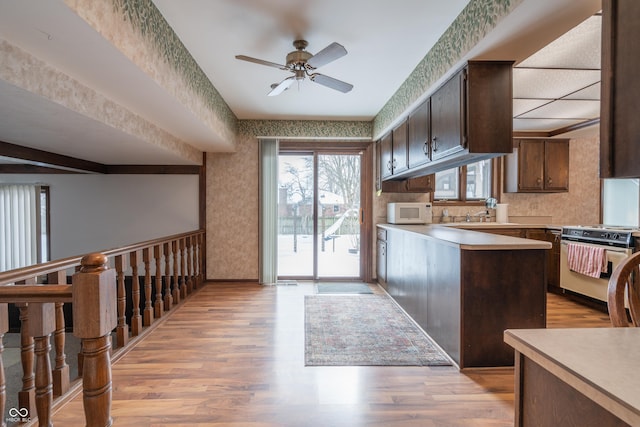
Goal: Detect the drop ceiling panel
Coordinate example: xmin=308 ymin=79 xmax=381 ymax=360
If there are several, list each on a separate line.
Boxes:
xmin=517 ymin=15 xmax=601 ymax=69
xmin=513 ymin=118 xmax=585 ymax=132
xmin=513 ymin=68 xmax=601 ymax=99
xmin=564 ymin=82 xmax=600 ymax=100
xmin=513 ymin=99 xmax=551 ymax=117
xmin=518 ymin=99 xmax=600 ymax=119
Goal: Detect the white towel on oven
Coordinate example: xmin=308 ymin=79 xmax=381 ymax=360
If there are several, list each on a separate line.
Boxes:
xmin=567 ymin=243 xmax=607 ymax=278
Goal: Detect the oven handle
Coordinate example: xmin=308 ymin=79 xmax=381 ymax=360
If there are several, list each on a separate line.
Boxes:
xmin=560 ymin=240 xmax=632 ymax=254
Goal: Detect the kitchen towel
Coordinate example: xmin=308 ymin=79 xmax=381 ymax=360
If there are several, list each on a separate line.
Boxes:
xmin=567 ymin=243 xmax=607 ymax=278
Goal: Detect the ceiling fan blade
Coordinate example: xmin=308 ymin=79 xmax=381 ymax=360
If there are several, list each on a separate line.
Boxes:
xmin=235 ymin=55 xmax=288 ymax=70
xmin=268 ymin=76 xmax=295 ymax=96
xmin=306 ymin=42 xmax=347 ymax=69
xmin=309 ymin=73 xmax=353 ymax=93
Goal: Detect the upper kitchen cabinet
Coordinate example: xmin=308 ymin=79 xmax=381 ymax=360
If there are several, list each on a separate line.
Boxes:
xmin=504 ymin=139 xmax=569 ymax=193
xmin=379 ymin=132 xmax=393 ymax=180
xmin=379 ymin=120 xmax=409 ymax=179
xmin=380 ymin=60 xmax=514 ymax=181
xmin=408 ymin=99 xmax=431 ymax=168
xmin=600 ymin=0 xmax=640 ymax=178
xmin=391 ymin=119 xmax=409 ymax=175
xmin=431 ymin=71 xmax=464 ymax=161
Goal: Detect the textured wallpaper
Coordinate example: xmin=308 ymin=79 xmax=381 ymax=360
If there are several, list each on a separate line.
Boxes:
xmin=238 ymin=120 xmax=371 ymax=140
xmin=206 ymin=134 xmax=260 ymax=280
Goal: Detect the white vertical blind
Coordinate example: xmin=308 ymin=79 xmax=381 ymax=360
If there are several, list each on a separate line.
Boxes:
xmin=0 ymin=184 xmax=40 ymax=272
xmin=259 ymin=139 xmax=279 ymax=285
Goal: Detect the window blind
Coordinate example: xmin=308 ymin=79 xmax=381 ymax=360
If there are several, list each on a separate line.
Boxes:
xmin=0 ymin=184 xmax=41 ymax=272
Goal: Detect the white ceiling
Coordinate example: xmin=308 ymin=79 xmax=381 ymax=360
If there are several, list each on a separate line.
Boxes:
xmin=0 ymin=0 xmax=602 ymax=167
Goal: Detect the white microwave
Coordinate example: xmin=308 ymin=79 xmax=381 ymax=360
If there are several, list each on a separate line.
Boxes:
xmin=387 ymin=202 xmax=432 ymax=224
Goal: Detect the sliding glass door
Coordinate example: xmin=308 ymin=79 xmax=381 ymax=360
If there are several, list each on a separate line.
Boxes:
xmin=277 ymin=152 xmax=362 ymax=280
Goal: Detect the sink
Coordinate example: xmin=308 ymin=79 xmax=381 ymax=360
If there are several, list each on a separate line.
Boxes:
xmin=439 ymin=222 xmax=519 ymax=228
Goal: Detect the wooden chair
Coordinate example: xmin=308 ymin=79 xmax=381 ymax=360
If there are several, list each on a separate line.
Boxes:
xmin=607 ymin=251 xmax=640 ymax=327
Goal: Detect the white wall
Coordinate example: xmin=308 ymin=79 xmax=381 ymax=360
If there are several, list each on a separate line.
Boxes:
xmin=0 ymin=174 xmax=199 ymax=259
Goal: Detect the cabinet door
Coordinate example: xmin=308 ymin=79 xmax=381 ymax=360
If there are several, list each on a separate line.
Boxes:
xmin=377 ymin=239 xmax=387 ymax=287
xmin=431 ymin=71 xmax=464 ymax=160
xmin=380 ymin=133 xmax=393 ymax=179
xmin=544 ymin=140 xmax=569 ymax=191
xmin=392 ymin=119 xmax=409 ymax=175
xmin=408 ymin=99 xmax=431 ymax=168
xmin=518 ymin=140 xmax=545 ymax=191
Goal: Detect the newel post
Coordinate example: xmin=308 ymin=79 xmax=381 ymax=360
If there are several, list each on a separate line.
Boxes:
xmin=72 ymin=253 xmax=117 ymax=427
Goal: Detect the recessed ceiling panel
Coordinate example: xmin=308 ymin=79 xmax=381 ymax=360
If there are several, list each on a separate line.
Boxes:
xmin=517 ymin=15 xmax=601 ymax=69
xmin=564 ymin=82 xmax=600 ymax=100
xmin=513 ymin=99 xmax=551 ymax=117
xmin=513 ymin=118 xmax=585 ymax=132
xmin=513 ymin=68 xmax=601 ymax=99
xmin=519 ymin=99 xmax=600 ymax=119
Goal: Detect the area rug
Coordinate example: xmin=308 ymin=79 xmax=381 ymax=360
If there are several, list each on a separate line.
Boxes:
xmin=316 ymin=283 xmax=373 ymax=294
xmin=305 ymin=295 xmax=451 ymax=366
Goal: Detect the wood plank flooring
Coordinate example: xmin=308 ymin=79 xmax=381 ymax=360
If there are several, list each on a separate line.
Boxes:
xmin=50 ymin=283 xmax=612 ymax=426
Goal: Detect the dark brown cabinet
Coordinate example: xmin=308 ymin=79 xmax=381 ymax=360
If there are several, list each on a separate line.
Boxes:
xmin=380 ymin=132 xmax=393 ymax=180
xmin=408 ymin=99 xmax=431 ymax=168
xmin=504 ymin=139 xmax=569 ymax=193
xmin=379 ymin=120 xmax=409 ymax=179
xmin=600 ymin=0 xmax=640 ymax=178
xmin=379 ymin=60 xmax=513 ymax=182
xmin=431 ymin=71 xmax=465 ymax=161
xmin=391 ymin=119 xmax=409 ymax=175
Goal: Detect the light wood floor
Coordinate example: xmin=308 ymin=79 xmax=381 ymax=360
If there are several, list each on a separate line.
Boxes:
xmin=51 ymin=283 xmax=612 ymax=426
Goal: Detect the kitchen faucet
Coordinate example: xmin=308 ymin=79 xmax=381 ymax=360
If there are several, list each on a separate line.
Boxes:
xmin=466 ymin=210 xmax=490 ymax=222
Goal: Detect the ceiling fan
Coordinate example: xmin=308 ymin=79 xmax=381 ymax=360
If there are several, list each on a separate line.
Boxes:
xmin=235 ymin=39 xmax=354 ymax=96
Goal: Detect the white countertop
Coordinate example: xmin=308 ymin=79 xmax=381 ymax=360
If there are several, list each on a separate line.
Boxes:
xmin=504 ymin=328 xmax=640 ymax=426
xmin=378 ymin=223 xmax=552 ymax=250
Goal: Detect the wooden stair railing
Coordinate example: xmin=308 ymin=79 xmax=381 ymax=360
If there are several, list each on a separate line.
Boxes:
xmin=0 ymin=230 xmax=204 ymax=426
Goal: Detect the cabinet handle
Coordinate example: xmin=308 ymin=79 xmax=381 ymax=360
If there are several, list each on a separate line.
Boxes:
xmin=537 ymin=177 xmax=542 ymax=184
xmin=392 ymin=158 xmax=397 ymax=168
xmin=386 ymin=160 xmax=392 ymax=171
xmin=547 ymin=177 xmax=553 ymax=185
xmin=423 ymin=141 xmax=429 ymax=155
xmin=432 ymin=136 xmax=438 ymax=152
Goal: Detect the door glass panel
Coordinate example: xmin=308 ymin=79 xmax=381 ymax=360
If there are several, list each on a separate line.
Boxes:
xmin=317 ymin=154 xmax=361 ymax=278
xmin=278 ymin=154 xmax=314 ymax=277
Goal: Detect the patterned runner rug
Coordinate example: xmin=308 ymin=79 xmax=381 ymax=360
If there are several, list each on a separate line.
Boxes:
xmin=304 ymin=294 xmax=451 ymax=366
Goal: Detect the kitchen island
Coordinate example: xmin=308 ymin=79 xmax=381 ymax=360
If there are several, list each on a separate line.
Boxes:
xmin=378 ymin=224 xmax=551 ymax=369
xmin=505 ymin=328 xmax=639 ymax=426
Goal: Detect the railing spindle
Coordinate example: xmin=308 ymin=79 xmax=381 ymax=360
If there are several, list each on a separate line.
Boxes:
xmin=163 ymin=243 xmax=172 ymax=311
xmin=153 ymin=245 xmax=164 ymax=319
xmin=186 ymin=236 xmax=194 ymax=293
xmin=129 ymin=251 xmax=142 ymax=336
xmin=180 ymin=238 xmax=187 ymax=299
xmin=47 ymin=271 xmax=70 ymax=397
xmin=172 ymin=241 xmax=180 ymax=305
xmin=114 ymin=255 xmax=129 ymax=348
xmin=28 ymin=302 xmax=55 ymax=427
xmin=17 ymin=288 xmax=36 ymax=417
xmin=142 ymin=248 xmax=153 ymax=326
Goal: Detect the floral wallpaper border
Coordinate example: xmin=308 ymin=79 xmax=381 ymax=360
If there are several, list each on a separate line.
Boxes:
xmin=238 ymin=120 xmax=372 ymax=140
xmin=110 ymin=0 xmax=238 ymax=135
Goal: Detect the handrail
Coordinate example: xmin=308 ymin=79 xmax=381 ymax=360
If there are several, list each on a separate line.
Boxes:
xmin=0 ymin=229 xmax=205 ymax=285
xmin=0 ymin=284 xmax=72 ymax=303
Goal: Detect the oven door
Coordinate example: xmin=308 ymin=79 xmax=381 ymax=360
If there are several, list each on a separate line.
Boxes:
xmin=560 ymin=241 xmax=632 ymax=303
